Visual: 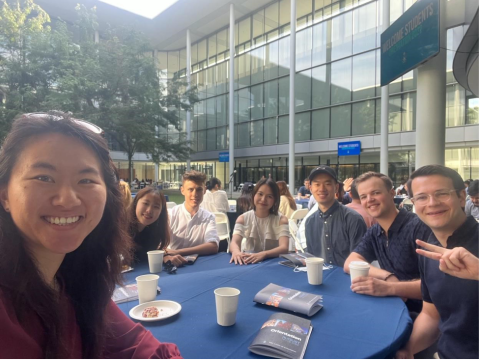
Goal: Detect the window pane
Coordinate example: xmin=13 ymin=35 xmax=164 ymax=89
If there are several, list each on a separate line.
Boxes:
xmin=390 ymin=0 xmax=403 ymax=23
xmin=296 ymin=69 xmax=312 ymax=112
xmin=251 ymin=46 xmax=264 ymax=84
xmin=467 ymin=97 xmax=479 ymax=125
xmin=216 ymin=95 xmax=227 ymax=126
xmin=251 ymin=84 xmax=264 ymax=120
xmin=279 ymin=76 xmax=290 ymax=115
xmin=216 ymin=62 xmax=228 ymax=94
xmin=331 ymin=11 xmax=352 ymax=61
xmin=265 ymin=80 xmax=278 ymax=117
xmin=239 ymin=17 xmax=251 ymax=45
xmin=389 ymin=95 xmax=402 ymax=132
xmin=237 ymin=123 xmax=250 ymax=147
xmin=376 ymin=98 xmax=381 ymax=134
xmin=264 ymin=117 xmax=277 ymax=145
xmin=197 ymin=130 xmax=207 ymax=151
xmin=251 ymin=120 xmax=264 ymax=146
xmin=296 ymin=27 xmax=312 ymax=71
xmin=207 ymin=66 xmax=215 ymax=96
xmin=217 ymin=29 xmax=227 ymax=54
xmin=156 ymin=52 xmax=168 ymax=77
xmin=352 ymin=100 xmax=375 ymax=135
xmin=253 ymin=9 xmax=265 ymax=40
xmin=402 ymin=92 xmax=416 ymax=131
xmin=312 ymin=21 xmax=327 ymax=66
xmin=331 ymin=58 xmax=351 ymax=104
xmin=207 ymin=98 xmax=216 ymax=128
xmin=312 ymin=108 xmax=330 ymax=139
xmin=312 ymin=64 xmax=330 ymax=108
xmin=236 ymin=53 xmax=251 ymax=88
xmin=207 ymin=127 xmax=216 ymax=150
xmin=331 ymin=104 xmax=351 ymax=137
xmin=352 ymin=51 xmax=375 ymax=101
xmin=198 ymin=39 xmax=207 ymax=61
xmin=197 ymin=100 xmax=206 ymax=129
xmin=265 ymin=41 xmax=279 ymax=80
xmin=208 ymin=34 xmax=216 ymax=59
xmin=168 ymin=51 xmax=179 ymax=78
xmin=279 ymin=0 xmax=291 ymax=26
xmin=353 ymin=1 xmax=376 ymax=54
xmin=238 ymin=88 xmax=250 ymax=122
xmin=446 ymin=83 xmax=465 ymax=127
xmin=216 ymin=126 xmax=227 ymax=150
xmin=278 ymin=36 xmax=290 ymax=76
xmin=297 ymin=0 xmax=312 ymax=19
xmin=265 ymin=2 xmax=279 ymax=32
xmin=295 ymin=112 xmax=311 ymax=141
xmin=278 ymin=115 xmax=289 ymax=143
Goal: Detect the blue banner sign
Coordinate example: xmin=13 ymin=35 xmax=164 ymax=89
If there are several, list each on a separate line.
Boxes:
xmin=219 ymin=151 xmax=229 ymax=162
xmin=338 ymin=141 xmax=361 ymax=156
xmin=381 ymin=0 xmax=439 ymax=86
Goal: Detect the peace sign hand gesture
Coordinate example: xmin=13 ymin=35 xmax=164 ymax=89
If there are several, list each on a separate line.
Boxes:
xmin=416 ymin=240 xmax=479 ymax=281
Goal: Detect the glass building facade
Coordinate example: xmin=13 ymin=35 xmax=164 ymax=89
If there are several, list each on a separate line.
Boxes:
xmin=125 ymin=0 xmax=479 ymax=188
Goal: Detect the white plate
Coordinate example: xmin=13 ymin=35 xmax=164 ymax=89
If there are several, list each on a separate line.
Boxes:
xmin=129 ymin=300 xmax=182 ymax=322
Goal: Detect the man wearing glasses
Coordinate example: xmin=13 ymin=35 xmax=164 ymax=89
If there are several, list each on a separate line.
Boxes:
xmin=396 ymin=165 xmax=479 ymax=359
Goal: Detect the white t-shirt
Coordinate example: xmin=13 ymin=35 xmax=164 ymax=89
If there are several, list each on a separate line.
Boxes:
xmin=169 ymin=203 xmax=219 ymax=250
xmin=201 ymin=190 xmax=218 ymax=213
xmin=212 ymin=190 xmax=230 ymax=213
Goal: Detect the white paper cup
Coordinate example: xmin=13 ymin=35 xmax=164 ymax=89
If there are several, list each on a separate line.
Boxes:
xmin=214 ymin=287 xmax=240 ymax=326
xmin=147 ymin=250 xmax=165 ymax=273
xmin=136 ymin=274 xmax=159 ymax=304
xmin=349 ymin=261 xmax=370 ymax=283
xmin=305 ymin=257 xmax=324 ymax=285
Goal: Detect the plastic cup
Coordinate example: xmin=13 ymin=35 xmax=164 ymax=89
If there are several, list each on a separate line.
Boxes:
xmin=136 ymin=274 xmax=159 ymax=304
xmin=305 ymin=257 xmax=324 ymax=285
xmin=349 ymin=261 xmax=370 ymax=283
xmin=214 ymin=287 xmax=240 ymax=326
xmin=147 ymin=250 xmax=165 ymax=273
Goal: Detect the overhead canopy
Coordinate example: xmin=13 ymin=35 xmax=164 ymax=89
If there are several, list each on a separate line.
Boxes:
xmin=453 ymin=6 xmax=480 ymax=97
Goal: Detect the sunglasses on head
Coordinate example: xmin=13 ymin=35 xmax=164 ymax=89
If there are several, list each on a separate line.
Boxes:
xmin=24 ymin=111 xmax=105 ymax=137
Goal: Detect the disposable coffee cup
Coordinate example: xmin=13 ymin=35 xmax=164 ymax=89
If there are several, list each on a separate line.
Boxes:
xmin=305 ymin=257 xmax=324 ymax=285
xmin=147 ymin=250 xmax=165 ymax=273
xmin=214 ymin=287 xmax=240 ymax=326
xmin=349 ymin=261 xmax=370 ymax=283
xmin=136 ymin=274 xmax=159 ymax=304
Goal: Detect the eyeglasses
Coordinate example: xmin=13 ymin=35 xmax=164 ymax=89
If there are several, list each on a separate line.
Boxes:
xmin=24 ymin=111 xmax=105 ymax=137
xmin=410 ymin=190 xmax=458 ymax=206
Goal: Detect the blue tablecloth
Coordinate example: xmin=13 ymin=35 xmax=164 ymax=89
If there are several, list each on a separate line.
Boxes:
xmin=295 ymin=198 xmax=310 ymax=209
xmin=118 ymin=253 xmax=412 ymax=359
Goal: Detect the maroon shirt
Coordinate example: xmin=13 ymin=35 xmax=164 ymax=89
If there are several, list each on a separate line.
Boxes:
xmin=0 ymin=292 xmax=181 ymax=358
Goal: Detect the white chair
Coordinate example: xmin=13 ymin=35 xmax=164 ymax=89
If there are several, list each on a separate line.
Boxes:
xmin=228 ymin=199 xmax=237 ymax=212
xmin=166 ymin=201 xmax=177 ymax=209
xmin=213 ymin=212 xmax=231 ymax=253
xmin=288 ymin=219 xmax=304 ymax=252
xmin=289 ymin=209 xmax=309 ymax=223
xmin=296 ymin=203 xmax=302 ymax=210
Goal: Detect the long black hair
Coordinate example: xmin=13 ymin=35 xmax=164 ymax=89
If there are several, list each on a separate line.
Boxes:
xmin=0 ymin=111 xmax=132 ymax=358
xmin=252 ymin=178 xmax=280 ymax=215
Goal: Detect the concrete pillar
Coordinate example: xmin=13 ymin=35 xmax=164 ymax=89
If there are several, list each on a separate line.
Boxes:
xmin=228 ymin=4 xmax=235 ymax=192
xmin=186 ymin=29 xmax=192 ymax=171
xmin=380 ymin=0 xmax=389 ymax=175
xmin=415 ymin=0 xmax=446 ymax=168
xmin=288 ymin=0 xmax=296 ymax=195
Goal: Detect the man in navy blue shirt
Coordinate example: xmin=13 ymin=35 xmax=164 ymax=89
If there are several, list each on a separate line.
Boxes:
xmin=396 ymin=165 xmax=479 ymax=359
xmin=344 ymin=172 xmax=431 ymax=312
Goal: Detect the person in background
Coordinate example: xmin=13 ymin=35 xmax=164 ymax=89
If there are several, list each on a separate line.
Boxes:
xmin=277 ymin=181 xmax=296 ymax=218
xmin=346 ymin=179 xmax=377 ymax=228
xmin=230 ymin=178 xmax=289 ymax=265
xmin=465 ymin=179 xmax=478 ymax=220
xmin=168 ymin=171 xmax=219 ymax=265
xmin=464 ymin=179 xmax=471 ymax=195
xmin=237 ymin=182 xmax=254 ymax=215
xmin=396 ymin=179 xmax=408 ymax=196
xmin=119 ymin=180 xmax=132 ymax=210
xmin=201 ymin=180 xmax=218 ymax=213
xmin=210 ymin=177 xmax=230 ymax=213
xmin=129 ymin=187 xmax=170 ymax=263
xmin=298 ymin=166 xmax=367 ymax=267
xmin=297 ymin=178 xmax=311 ymax=199
xmin=0 ymin=111 xmax=180 ymax=358
xmin=396 ymin=165 xmax=478 ymax=359
xmin=336 ymin=182 xmax=345 ymax=203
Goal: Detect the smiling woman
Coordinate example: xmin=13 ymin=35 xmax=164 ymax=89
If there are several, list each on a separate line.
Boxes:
xmin=0 ymin=111 xmax=180 ymax=358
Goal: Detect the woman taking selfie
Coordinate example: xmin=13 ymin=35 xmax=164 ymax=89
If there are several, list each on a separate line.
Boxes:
xmin=229 ymin=178 xmax=289 ymax=265
xmin=0 ymin=111 xmax=180 ymax=358
xmin=129 ymin=187 xmax=171 ymax=263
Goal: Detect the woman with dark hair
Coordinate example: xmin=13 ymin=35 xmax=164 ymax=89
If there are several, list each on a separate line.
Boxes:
xmin=236 ymin=182 xmax=254 ymax=215
xmin=130 ymin=187 xmax=170 ymax=263
xmin=276 ymin=181 xmax=296 ymax=218
xmin=0 ymin=111 xmax=180 ymax=358
xmin=230 ymin=178 xmax=289 ymax=265
xmin=201 ymin=179 xmax=218 ymax=213
xmin=210 ymin=177 xmax=229 ymax=213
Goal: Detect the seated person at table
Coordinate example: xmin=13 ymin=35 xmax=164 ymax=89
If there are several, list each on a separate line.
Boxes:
xmin=297 ymin=178 xmax=311 ymax=199
xmin=298 ymin=166 xmax=367 ymax=267
xmin=169 ymin=170 xmax=219 ymax=266
xmin=277 ymin=181 xmax=296 ymax=218
xmin=396 ymin=165 xmax=479 ymax=360
xmin=200 ymin=181 xmax=218 ymax=213
xmin=210 ymin=177 xmax=230 ymax=213
xmin=129 ymin=187 xmax=170 ymax=263
xmin=345 ymin=180 xmax=377 ymax=228
xmin=343 ymin=173 xmax=431 ymax=313
xmin=230 ymin=178 xmax=289 ymax=265
xmin=465 ymin=179 xmax=479 ymax=220
xmin=0 ymin=112 xmax=180 ymax=358
xmin=236 ymin=182 xmax=254 ymax=215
